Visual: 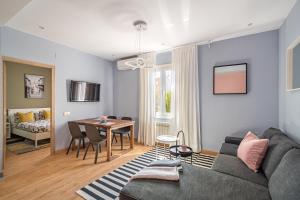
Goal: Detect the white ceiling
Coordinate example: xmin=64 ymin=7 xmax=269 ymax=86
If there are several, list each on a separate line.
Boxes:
xmin=2 ymin=0 xmax=297 ymax=60
xmin=0 ymin=0 xmax=32 ymax=25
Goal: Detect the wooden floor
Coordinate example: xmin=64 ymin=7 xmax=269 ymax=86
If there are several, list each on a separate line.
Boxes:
xmin=0 ymin=140 xmax=151 ymax=200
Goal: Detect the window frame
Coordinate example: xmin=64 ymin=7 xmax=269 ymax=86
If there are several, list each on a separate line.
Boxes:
xmin=154 ymin=63 xmax=174 ymax=120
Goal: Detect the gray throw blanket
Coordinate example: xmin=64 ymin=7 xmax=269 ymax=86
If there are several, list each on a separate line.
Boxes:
xmin=148 ymin=159 xmax=181 ymax=167
xmin=131 ymin=167 xmax=179 ymax=181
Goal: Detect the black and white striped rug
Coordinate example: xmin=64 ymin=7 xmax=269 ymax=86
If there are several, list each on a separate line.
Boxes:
xmin=76 ymin=147 xmax=215 ymax=200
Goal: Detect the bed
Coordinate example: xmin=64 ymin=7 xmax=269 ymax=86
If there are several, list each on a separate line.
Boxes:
xmin=8 ymin=108 xmax=51 ymax=148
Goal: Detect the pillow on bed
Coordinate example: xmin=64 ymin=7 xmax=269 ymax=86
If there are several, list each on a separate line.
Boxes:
xmin=34 ymin=112 xmax=40 ymax=121
xmin=37 ymin=111 xmax=45 ymax=120
xmin=18 ymin=112 xmax=35 ymax=122
xmin=13 ymin=113 xmax=20 ymax=124
xmin=34 ymin=111 xmax=45 ymax=120
xmin=43 ymin=110 xmax=51 ymax=120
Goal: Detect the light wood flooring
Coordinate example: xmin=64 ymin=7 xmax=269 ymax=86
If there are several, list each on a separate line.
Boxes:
xmin=0 ymin=139 xmax=151 ymax=200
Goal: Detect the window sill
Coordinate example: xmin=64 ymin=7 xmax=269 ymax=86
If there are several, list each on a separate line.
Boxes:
xmin=155 ymin=115 xmax=173 ymax=122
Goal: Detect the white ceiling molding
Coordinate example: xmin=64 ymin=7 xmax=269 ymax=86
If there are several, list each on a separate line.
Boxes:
xmin=3 ymin=0 xmax=297 ymax=60
xmin=209 ymin=20 xmax=283 ymax=44
xmin=156 ymin=19 xmax=283 ymax=54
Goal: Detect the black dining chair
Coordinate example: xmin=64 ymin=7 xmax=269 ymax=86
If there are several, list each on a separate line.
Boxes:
xmin=99 ymin=115 xmax=118 ymax=143
xmin=67 ymin=122 xmax=88 ymax=157
xmin=83 ymin=125 xmax=107 ymax=164
xmin=112 ymin=117 xmax=132 ymax=150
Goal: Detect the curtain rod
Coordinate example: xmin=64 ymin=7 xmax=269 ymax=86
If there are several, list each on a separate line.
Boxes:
xmin=117 ymin=26 xmax=277 ymax=60
xmin=154 ymin=25 xmax=278 ymax=54
xmin=154 ymin=40 xmax=209 ymax=54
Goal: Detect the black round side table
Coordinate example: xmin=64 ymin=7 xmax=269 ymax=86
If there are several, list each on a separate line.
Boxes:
xmin=169 ymin=130 xmax=193 ymax=163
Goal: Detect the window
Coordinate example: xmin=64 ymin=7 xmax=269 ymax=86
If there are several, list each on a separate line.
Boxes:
xmin=154 ymin=65 xmax=175 ymax=119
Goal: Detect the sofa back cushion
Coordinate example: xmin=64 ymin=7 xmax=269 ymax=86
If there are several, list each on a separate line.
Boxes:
xmin=262 ymin=134 xmax=299 ymax=179
xmin=261 ymin=127 xmax=283 ymax=139
xmin=269 ymin=148 xmax=300 ymax=200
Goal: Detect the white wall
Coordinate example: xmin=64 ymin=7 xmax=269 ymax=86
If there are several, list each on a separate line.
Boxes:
xmin=0 ymin=27 xmax=114 ymax=172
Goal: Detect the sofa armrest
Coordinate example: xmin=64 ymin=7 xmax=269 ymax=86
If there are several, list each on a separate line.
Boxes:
xmin=219 ymin=143 xmax=239 ymax=156
xmin=225 ymin=136 xmax=243 ymax=145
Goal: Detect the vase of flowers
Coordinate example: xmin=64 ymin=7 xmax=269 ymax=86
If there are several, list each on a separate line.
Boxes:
xmin=100 ymin=116 xmax=108 ymax=124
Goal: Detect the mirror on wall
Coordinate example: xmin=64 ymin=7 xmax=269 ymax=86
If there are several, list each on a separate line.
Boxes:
xmin=287 ymin=37 xmax=300 ymax=91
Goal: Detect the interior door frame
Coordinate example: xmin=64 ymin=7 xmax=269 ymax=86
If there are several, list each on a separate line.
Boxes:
xmin=1 ymin=56 xmax=56 ymax=170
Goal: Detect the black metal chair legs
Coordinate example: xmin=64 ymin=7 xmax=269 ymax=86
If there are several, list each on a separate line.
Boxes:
xmin=111 ymin=133 xmax=131 ymax=150
xmin=83 ymin=143 xmax=102 ymax=164
xmin=66 ymin=137 xmax=86 ymax=158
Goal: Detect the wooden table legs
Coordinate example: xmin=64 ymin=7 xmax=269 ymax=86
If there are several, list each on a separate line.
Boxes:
xmin=107 ymin=128 xmax=112 ymax=161
xmin=106 ymin=125 xmax=134 ymax=161
xmin=130 ymin=124 xmax=134 ymax=149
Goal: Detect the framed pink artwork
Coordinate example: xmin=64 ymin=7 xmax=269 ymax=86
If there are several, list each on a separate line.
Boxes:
xmin=213 ymin=63 xmax=247 ymax=94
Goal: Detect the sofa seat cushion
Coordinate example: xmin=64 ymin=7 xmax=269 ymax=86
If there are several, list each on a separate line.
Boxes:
xmin=120 ymin=164 xmax=271 ymax=200
xmin=262 ymin=134 xmax=299 ymax=179
xmin=219 ymin=143 xmax=238 ymax=156
xmin=212 ymin=154 xmax=268 ymax=187
xmin=269 ymin=148 xmax=300 ymax=200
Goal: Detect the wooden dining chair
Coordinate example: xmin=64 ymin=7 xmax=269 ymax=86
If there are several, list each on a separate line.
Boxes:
xmin=83 ymin=125 xmax=107 ymax=164
xmin=67 ymin=121 xmax=88 ymax=158
xmin=112 ymin=117 xmax=132 ymax=150
xmin=108 ymin=116 xmax=117 ymax=119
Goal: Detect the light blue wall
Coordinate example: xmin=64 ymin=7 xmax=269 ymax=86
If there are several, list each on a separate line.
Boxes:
xmin=279 ymin=0 xmax=300 ymax=143
xmin=0 ymin=27 xmax=114 ymax=151
xmin=114 ymin=30 xmax=279 ymax=151
xmin=113 ymin=67 xmax=139 ymax=137
xmin=199 ymin=30 xmax=279 ymax=151
xmin=156 ymin=51 xmax=172 ymax=65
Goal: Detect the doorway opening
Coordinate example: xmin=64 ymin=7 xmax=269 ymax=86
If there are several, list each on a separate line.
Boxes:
xmin=1 ymin=56 xmax=55 ymax=173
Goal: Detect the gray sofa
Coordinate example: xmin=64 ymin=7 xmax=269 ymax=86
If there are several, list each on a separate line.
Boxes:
xmin=120 ymin=128 xmax=300 ymax=200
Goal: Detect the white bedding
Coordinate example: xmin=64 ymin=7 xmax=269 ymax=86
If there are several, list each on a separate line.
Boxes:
xmin=16 ymin=120 xmax=50 ymax=133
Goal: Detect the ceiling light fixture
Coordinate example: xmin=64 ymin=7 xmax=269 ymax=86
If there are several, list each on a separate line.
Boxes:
xmin=124 ymin=20 xmax=151 ymax=70
xmin=248 ymin=22 xmax=253 ymax=27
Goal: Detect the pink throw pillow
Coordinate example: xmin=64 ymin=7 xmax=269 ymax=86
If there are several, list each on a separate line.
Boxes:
xmin=237 ymin=131 xmax=269 ymax=172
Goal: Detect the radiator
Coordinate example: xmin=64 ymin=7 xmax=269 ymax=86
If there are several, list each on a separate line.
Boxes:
xmin=155 ymin=121 xmax=170 ymax=135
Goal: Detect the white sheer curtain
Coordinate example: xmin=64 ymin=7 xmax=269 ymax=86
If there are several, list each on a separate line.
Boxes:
xmin=172 ymin=45 xmax=201 ymax=152
xmin=138 ymin=53 xmax=156 ymax=146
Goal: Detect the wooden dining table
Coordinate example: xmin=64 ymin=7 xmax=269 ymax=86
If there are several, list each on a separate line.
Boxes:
xmin=73 ymin=118 xmax=135 ymax=161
